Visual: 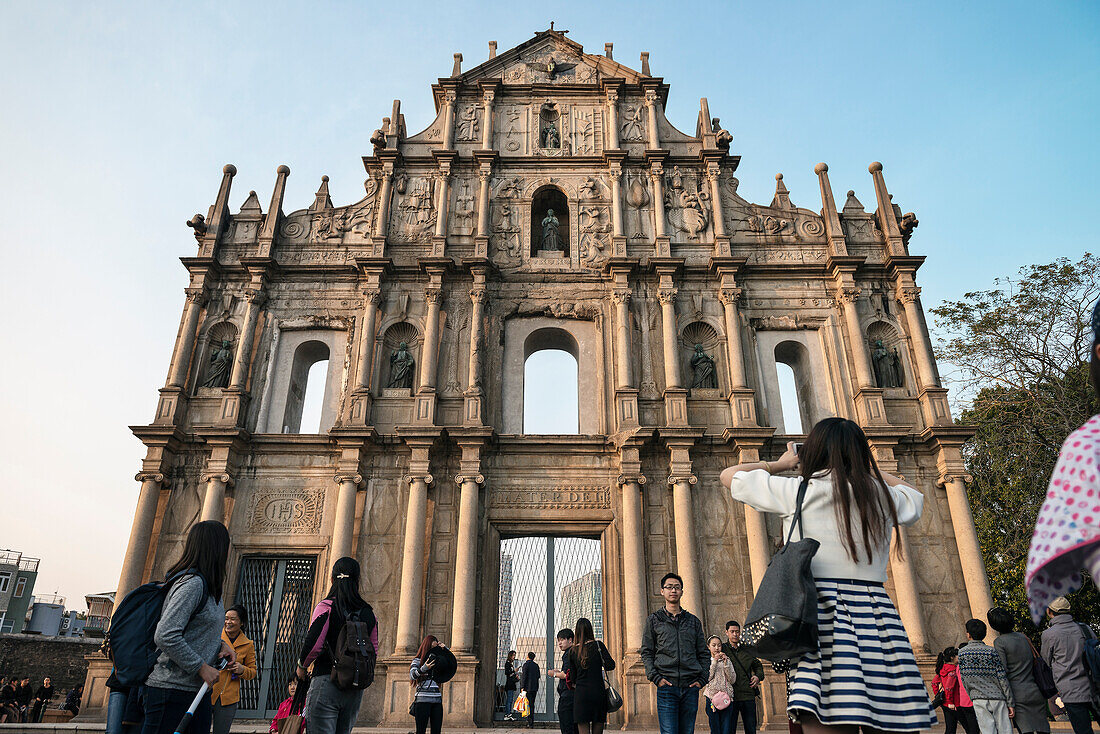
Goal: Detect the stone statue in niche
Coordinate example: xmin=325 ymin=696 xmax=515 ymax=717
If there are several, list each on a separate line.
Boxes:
xmin=542 ymin=120 xmax=560 ymax=148
xmin=541 ymin=208 xmax=563 ymax=251
xmin=456 ymin=104 xmax=480 ymax=141
xmin=388 ymin=342 xmax=416 ymax=389
xmin=871 ymin=339 xmax=904 ymax=388
xmin=689 ymin=344 xmax=718 ymax=389
xmin=202 ymin=339 xmax=234 ymax=388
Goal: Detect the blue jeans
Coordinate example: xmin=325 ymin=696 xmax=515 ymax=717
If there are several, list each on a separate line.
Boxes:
xmin=656 ymin=685 xmax=700 ymax=734
xmin=106 ymin=691 xmax=128 ymax=734
xmin=303 ymin=675 xmax=363 ymax=734
xmin=704 ymin=697 xmax=734 ymax=734
xmin=729 ymin=699 xmax=756 ymax=734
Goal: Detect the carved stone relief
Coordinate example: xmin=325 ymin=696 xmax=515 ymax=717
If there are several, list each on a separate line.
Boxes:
xmin=571 ymin=108 xmax=600 ymax=155
xmin=248 ymin=487 xmax=324 ymax=534
xmin=619 ymin=102 xmax=646 ymax=142
xmin=578 ymin=203 xmax=610 ymax=265
xmin=450 ymin=179 xmax=476 ymax=237
xmin=490 ymin=202 xmax=522 ymax=266
xmin=498 ymin=105 xmax=527 ymax=154
xmin=455 ymin=103 xmax=480 ymax=142
xmin=625 ymin=173 xmax=652 ymax=240
xmin=390 ymin=176 xmax=436 ymax=243
xmin=664 ymin=167 xmax=710 ymax=238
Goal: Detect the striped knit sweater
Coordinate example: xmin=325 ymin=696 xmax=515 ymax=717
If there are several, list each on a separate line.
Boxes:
xmin=411 ymin=657 xmax=443 ymax=703
xmin=957 ymin=641 xmax=1014 ymax=706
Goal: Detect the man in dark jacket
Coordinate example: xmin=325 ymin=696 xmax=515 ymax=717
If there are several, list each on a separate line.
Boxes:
xmin=722 ymin=621 xmax=764 ymax=734
xmin=549 ymin=629 xmax=578 ymax=734
xmin=1041 ymin=596 xmax=1097 ymax=734
xmin=521 ymin=652 xmax=541 ymax=728
xmin=641 ymin=572 xmax=709 ymax=734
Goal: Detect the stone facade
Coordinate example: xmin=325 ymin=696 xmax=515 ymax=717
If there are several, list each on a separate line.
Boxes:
xmin=86 ymin=29 xmax=989 ymax=727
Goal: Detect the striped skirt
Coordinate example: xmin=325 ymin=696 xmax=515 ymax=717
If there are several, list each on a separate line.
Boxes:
xmin=787 ymin=579 xmax=934 ymax=731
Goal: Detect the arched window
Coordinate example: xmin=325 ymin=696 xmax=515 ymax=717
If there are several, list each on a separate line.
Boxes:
xmin=774 ymin=341 xmax=814 ymax=435
xmin=522 ymin=328 xmax=579 ymax=434
xmin=531 ymin=186 xmax=569 ymax=257
xmin=282 ymin=340 xmax=330 ymax=434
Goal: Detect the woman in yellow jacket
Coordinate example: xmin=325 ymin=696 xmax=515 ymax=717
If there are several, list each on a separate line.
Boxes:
xmin=211 ymin=605 xmax=258 ymax=734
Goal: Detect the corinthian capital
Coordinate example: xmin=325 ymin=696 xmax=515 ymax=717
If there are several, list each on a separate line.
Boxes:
xmin=718 ymin=287 xmax=743 ymax=305
xmin=898 ymin=286 xmax=922 ymax=304
xmin=610 ymin=290 xmax=631 ymax=306
xmin=644 ymin=89 xmax=657 ymax=104
xmin=836 ymin=286 xmax=861 ymax=305
xmin=444 ymin=91 xmax=457 ymax=105
xmin=425 ymin=288 xmax=444 ymax=306
xmin=245 ymin=288 xmax=267 ymax=306
xmin=470 ymin=289 xmax=489 ymax=305
xmin=184 ymin=287 xmax=207 ymax=305
xmin=657 ymin=289 xmax=678 ymax=305
xmin=363 ymin=289 xmax=383 ymax=306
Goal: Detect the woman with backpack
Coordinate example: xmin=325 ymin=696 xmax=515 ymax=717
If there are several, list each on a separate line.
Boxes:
xmin=210 ymin=605 xmax=258 ymax=734
xmin=721 ymin=417 xmax=932 ymax=733
xmin=142 ymin=520 xmax=235 ymax=734
xmin=296 ymin=556 xmax=378 ymax=734
xmin=568 ymin=616 xmax=615 ymax=734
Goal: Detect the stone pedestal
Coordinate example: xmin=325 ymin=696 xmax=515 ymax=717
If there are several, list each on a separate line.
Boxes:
xmin=615 ymin=389 xmax=640 ymax=429
xmin=415 ymin=390 xmax=437 ymax=424
xmin=153 ymin=387 xmax=186 ymax=425
xmin=620 ymin=654 xmax=656 ymax=728
xmin=379 ymin=654 xmax=416 ymax=726
xmin=728 ymin=388 xmax=758 ymax=427
xmin=75 ymin=652 xmax=112 ymax=723
xmin=445 ymin=654 xmax=479 ymax=728
xmin=347 ymin=388 xmax=373 ymax=425
xmin=215 ymin=388 xmax=246 ymax=427
xmin=664 ymin=388 xmax=689 ymax=427
xmin=919 ymin=386 xmax=952 ymax=426
xmin=854 ymin=387 xmax=888 ymax=425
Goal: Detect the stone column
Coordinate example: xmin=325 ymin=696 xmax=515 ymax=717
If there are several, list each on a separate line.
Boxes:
xmin=467 ymin=289 xmax=487 ymax=390
xmin=115 ymin=472 xmax=165 ymax=606
xmin=612 ymin=291 xmax=633 ymax=389
xmin=420 ymin=288 xmax=443 ymax=391
xmin=199 ymin=472 xmax=229 ymax=523
xmin=898 ymin=285 xmax=940 ymax=389
xmin=744 ymin=506 xmax=770 ymax=594
xmin=395 ymin=474 xmax=432 ymax=653
xmin=706 ymin=164 xmax=727 ymax=238
xmin=671 ymin=476 xmax=703 ymax=615
xmin=941 ymin=474 xmax=995 ymax=620
xmin=441 ymin=91 xmax=457 ymax=150
xmin=451 ymin=473 xmax=483 ymax=653
xmin=658 ymin=289 xmax=682 ymax=389
xmin=718 ymin=287 xmax=747 ymax=389
xmin=609 ymin=166 xmax=624 ymax=238
xmin=644 ymin=90 xmax=660 ymax=149
xmin=606 ymin=91 xmax=620 ymax=149
xmin=480 ymin=89 xmax=495 ymax=149
xmin=476 ymin=170 xmax=491 ymax=238
xmin=229 ymin=289 xmax=265 ymax=389
xmin=330 ymin=474 xmax=362 ymax=562
xmin=838 ymin=288 xmax=876 ymax=388
xmin=619 ymin=477 xmax=648 ymax=653
xmin=166 ymin=288 xmax=205 ymax=388
xmin=355 ymin=290 xmax=382 ymax=391
xmin=889 ymin=527 xmax=930 ymax=654
xmin=434 ymin=169 xmax=451 ymax=239
xmin=373 ymin=169 xmax=394 ymax=240
xmin=650 ymin=167 xmax=667 ymax=238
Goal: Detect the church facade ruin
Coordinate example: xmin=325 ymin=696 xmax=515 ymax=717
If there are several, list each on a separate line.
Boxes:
xmin=84 ymin=29 xmax=989 ymax=727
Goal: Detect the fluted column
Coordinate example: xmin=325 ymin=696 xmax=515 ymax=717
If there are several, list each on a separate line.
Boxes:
xmin=199 ymin=472 xmax=229 ymax=523
xmin=612 ymin=291 xmax=633 ymax=389
xmin=395 ymin=474 xmax=432 ymax=653
xmin=166 ymin=288 xmax=205 ymax=388
xmin=114 ymin=473 xmax=165 ymax=610
xmin=898 ymin=285 xmax=940 ymax=389
xmin=467 ymin=289 xmax=487 ymax=390
xmin=229 ymin=289 xmax=265 ymax=389
xmin=420 ymin=288 xmax=443 ymax=390
xmin=838 ymin=288 xmax=876 ymax=388
xmin=718 ymin=287 xmax=747 ymax=388
xmin=941 ymin=474 xmax=994 ymax=620
xmin=889 ymin=527 xmax=930 ymax=654
xmin=620 ymin=477 xmax=648 ymax=652
xmin=331 ymin=474 xmax=362 ymax=561
xmin=355 ymin=290 xmax=382 ymax=391
xmin=609 ymin=167 xmax=624 ymax=238
xmin=671 ymin=476 xmax=703 ymax=615
xmin=441 ymin=91 xmax=457 ymax=151
xmin=650 ymin=167 xmax=667 ymax=238
xmin=451 ymin=473 xmax=483 ymax=652
xmin=644 ymin=90 xmax=660 ymax=149
xmin=606 ymin=90 xmax=620 ymax=149
xmin=658 ymin=289 xmax=682 ymax=389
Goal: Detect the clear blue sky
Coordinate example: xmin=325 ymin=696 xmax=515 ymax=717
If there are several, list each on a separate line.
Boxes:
xmin=0 ymin=1 xmax=1096 ymax=609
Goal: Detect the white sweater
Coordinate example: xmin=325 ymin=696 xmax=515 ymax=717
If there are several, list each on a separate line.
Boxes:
xmin=729 ymin=469 xmax=924 ymax=582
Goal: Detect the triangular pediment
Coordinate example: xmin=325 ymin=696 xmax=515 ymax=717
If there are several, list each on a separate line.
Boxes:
xmin=456 ymin=29 xmax=648 ymax=86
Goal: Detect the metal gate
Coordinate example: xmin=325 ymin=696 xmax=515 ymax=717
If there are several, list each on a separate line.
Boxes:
xmin=494 ymin=537 xmax=602 ymax=723
xmin=235 ymin=556 xmax=317 ymax=718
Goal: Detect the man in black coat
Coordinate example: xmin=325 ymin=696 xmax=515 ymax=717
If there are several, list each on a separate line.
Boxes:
xmin=521 ymin=651 xmax=541 ymax=728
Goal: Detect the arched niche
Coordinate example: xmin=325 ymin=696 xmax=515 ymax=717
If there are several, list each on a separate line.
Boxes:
xmin=531 ymin=186 xmax=570 ymax=257
xmin=196 ymin=321 xmax=238 ymax=391
xmin=501 ymin=318 xmax=601 ymax=434
xmin=679 ymin=321 xmax=722 ymax=391
xmin=867 ymin=321 xmax=908 ymax=390
xmin=379 ymin=321 xmax=422 ymax=391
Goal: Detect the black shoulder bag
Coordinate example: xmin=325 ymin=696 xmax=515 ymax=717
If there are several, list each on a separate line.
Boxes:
xmin=740 ymin=478 xmax=820 ymax=663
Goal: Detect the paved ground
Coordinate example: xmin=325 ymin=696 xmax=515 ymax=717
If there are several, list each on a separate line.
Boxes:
xmin=0 ymin=725 xmax=1086 ymax=734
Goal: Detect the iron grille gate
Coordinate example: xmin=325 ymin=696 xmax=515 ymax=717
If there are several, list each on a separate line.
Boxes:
xmin=495 ymin=537 xmax=602 ymax=723
xmin=235 ymin=556 xmax=317 ymax=718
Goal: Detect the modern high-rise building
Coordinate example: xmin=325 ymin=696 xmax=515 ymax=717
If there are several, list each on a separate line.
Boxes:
xmin=496 ymin=553 xmax=513 ymax=671
xmin=559 ymin=570 xmax=603 ymax=639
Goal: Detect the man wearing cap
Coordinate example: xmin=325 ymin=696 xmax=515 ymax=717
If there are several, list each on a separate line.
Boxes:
xmin=1041 ymin=596 xmax=1097 ymax=733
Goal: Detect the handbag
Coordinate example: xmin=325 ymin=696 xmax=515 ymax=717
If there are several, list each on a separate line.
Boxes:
xmin=741 ymin=478 xmax=820 ymax=663
xmin=710 ymin=691 xmax=732 ymax=710
xmin=276 ymin=714 xmax=303 ymax=734
xmin=930 ymin=687 xmax=945 ymax=709
xmin=1025 ymin=635 xmax=1058 ymax=699
xmin=603 ymin=670 xmax=623 ymax=713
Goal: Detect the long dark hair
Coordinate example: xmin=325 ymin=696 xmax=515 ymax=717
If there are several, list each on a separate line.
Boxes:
xmin=572 ymin=617 xmax=595 ymax=668
xmin=1090 ymin=297 xmax=1100 ymax=402
xmin=935 ymin=646 xmax=958 ymax=675
xmin=165 ymin=520 xmax=230 ymax=602
xmin=411 ymin=635 xmax=438 ymax=688
xmin=324 ymin=556 xmax=370 ymax=621
xmin=799 ymin=418 xmax=900 ymax=563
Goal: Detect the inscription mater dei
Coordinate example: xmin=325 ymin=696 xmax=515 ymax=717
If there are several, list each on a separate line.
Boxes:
xmin=490 ymin=485 xmax=611 ymax=510
xmin=249 ymin=488 xmax=324 ymax=533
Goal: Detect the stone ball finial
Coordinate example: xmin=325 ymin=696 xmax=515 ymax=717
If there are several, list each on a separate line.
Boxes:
xmin=277 ymin=164 xmax=290 ymax=175
xmin=322 ymin=175 xmax=329 ymax=183
xmin=775 ymin=173 xmax=784 ymax=181
xmin=847 ymin=190 xmax=855 ymax=197
xmin=249 ymin=190 xmax=256 ymax=196
xmin=814 ymin=162 xmax=828 ymax=174
xmin=223 ymin=164 xmax=237 ymax=176
xmin=869 ymin=161 xmax=883 ymax=173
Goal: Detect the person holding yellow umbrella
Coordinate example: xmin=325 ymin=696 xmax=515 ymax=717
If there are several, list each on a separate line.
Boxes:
xmin=211 ymin=605 xmax=258 ymax=734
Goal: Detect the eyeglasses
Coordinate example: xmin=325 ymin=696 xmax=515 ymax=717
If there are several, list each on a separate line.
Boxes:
xmin=662 ymin=585 xmax=683 ymax=591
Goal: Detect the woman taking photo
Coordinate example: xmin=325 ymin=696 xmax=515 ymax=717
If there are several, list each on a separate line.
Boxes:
xmin=410 ymin=635 xmax=445 ymax=734
xmin=721 ymin=417 xmax=932 ymax=733
xmin=703 ymin=636 xmax=736 ymax=734
xmin=211 ymin=605 xmax=258 ymax=734
xmin=568 ymin=617 xmax=615 ymax=734
xmin=142 ymin=520 xmax=235 ymax=734
xmin=296 ymin=557 xmax=378 ymax=734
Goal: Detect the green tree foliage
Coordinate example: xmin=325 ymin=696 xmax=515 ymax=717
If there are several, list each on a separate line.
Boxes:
xmin=932 ymin=253 xmax=1100 ymax=633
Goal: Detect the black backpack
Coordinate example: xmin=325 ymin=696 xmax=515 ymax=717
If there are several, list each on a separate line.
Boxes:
xmin=329 ymin=604 xmax=377 ymax=691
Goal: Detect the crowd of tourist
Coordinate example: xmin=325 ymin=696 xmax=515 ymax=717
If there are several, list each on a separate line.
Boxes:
xmin=0 ymin=674 xmax=82 ymax=722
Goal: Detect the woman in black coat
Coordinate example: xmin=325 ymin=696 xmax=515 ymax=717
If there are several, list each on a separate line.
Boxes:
xmin=567 ymin=617 xmax=615 ymax=734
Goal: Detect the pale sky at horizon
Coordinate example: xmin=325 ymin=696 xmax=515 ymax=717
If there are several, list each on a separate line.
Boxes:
xmin=1 ymin=1 xmax=1097 ymax=611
